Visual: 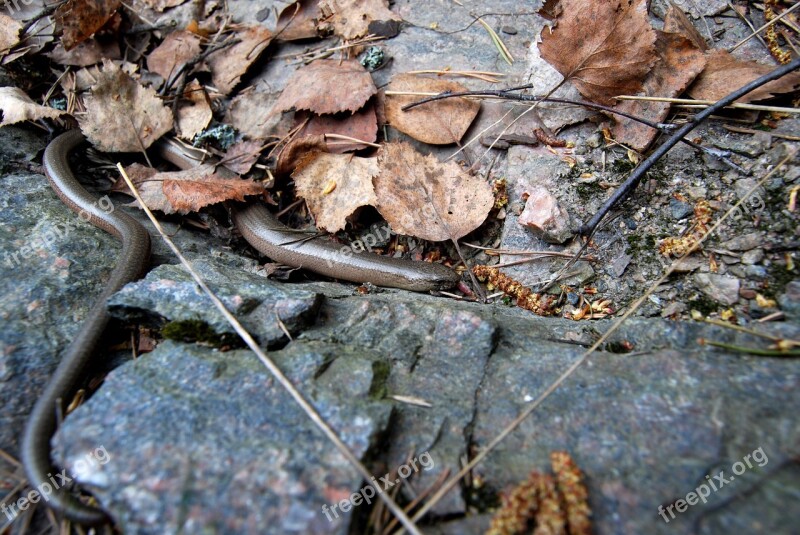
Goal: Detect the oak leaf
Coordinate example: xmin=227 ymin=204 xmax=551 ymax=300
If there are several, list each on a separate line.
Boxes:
xmin=207 ymin=25 xmax=272 ymax=95
xmin=687 ymin=50 xmax=800 ymax=103
xmin=384 ymin=74 xmax=480 ymax=145
xmin=611 ymin=31 xmax=706 ymax=151
xmin=270 ymin=59 xmax=376 ymax=115
xmin=79 ymin=59 xmax=173 ymax=152
xmin=538 ymin=0 xmax=658 ymax=106
xmin=56 ymin=0 xmax=122 ymax=51
xmin=374 ymin=142 xmax=493 ymax=242
xmin=293 ymin=152 xmax=379 ymax=232
xmin=0 ymin=87 xmax=67 ymax=127
xmin=116 ymin=163 xmax=264 ymax=214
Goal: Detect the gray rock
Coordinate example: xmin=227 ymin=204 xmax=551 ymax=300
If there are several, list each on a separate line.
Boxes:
xmin=55 ymin=340 xmax=393 ymax=534
xmin=741 ymin=249 xmax=764 ymax=265
xmin=745 ymin=265 xmax=768 ymax=280
xmin=778 ymin=280 xmax=800 ymax=320
xmin=719 ymin=232 xmax=764 ymax=251
xmin=694 ymin=273 xmax=741 ymax=305
xmin=669 ymin=198 xmax=693 ymax=220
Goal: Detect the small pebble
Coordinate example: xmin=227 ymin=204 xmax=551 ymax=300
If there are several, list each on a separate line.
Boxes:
xmin=739 ymin=288 xmax=757 ymax=299
xmin=669 ymin=198 xmax=693 ymax=220
xmin=501 ymin=25 xmax=518 ymax=35
xmin=745 ymin=265 xmax=767 ymax=279
xmin=741 ymin=249 xmax=764 ymax=265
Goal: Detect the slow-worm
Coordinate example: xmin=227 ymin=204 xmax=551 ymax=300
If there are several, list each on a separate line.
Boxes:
xmin=22 ymin=130 xmax=459 ymax=524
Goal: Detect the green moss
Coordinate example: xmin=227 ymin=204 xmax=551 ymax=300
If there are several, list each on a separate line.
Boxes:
xmin=368 ymin=361 xmax=391 ymax=399
xmin=763 ymin=261 xmax=797 ymax=298
xmin=161 ymin=319 xmax=239 ymax=347
xmin=611 ymin=157 xmax=636 ymax=174
xmin=574 ymin=180 xmax=604 ymax=201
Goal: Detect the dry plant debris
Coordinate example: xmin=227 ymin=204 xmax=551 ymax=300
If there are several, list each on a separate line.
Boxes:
xmin=486 ymin=451 xmax=592 ymax=535
xmin=56 ymin=0 xmax=121 ymax=51
xmin=659 ymin=199 xmax=713 ymax=259
xmin=176 ymin=79 xmax=213 ymax=141
xmin=146 ymin=30 xmax=203 ymax=82
xmin=318 ymin=0 xmax=401 ymax=40
xmin=207 ymin=25 xmax=273 ymax=95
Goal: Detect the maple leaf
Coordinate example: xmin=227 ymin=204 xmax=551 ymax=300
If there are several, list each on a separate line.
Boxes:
xmin=384 ymin=74 xmax=480 ymax=145
xmin=0 ymin=87 xmax=67 ymax=127
xmin=56 ymin=0 xmax=122 ymax=51
xmin=611 ymin=31 xmax=706 ymax=151
xmin=293 ymin=152 xmax=379 ymax=232
xmin=538 ymin=0 xmax=658 ymax=106
xmin=207 ymin=25 xmax=273 ymax=95
xmin=688 ymin=50 xmax=800 ymax=103
xmin=374 ymin=142 xmax=493 ymax=242
xmin=270 ymin=59 xmax=376 ymax=115
xmin=116 ymin=163 xmax=264 ymax=214
xmin=79 ymin=59 xmax=173 ymax=152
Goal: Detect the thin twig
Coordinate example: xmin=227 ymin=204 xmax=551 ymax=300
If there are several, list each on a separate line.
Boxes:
xmin=615 ymin=95 xmax=800 ymax=115
xmin=579 ymin=56 xmax=800 ymax=237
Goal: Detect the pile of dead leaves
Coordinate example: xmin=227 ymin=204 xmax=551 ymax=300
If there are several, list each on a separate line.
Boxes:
xmin=538 ymin=0 xmax=800 ymax=151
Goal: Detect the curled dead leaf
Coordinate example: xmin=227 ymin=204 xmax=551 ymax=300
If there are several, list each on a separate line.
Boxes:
xmin=384 ymin=74 xmax=480 ymax=145
xmin=0 ymin=87 xmax=67 ymax=127
xmin=270 ymin=59 xmax=376 ymax=116
xmin=207 ymin=25 xmax=273 ymax=95
xmin=293 ymin=152 xmax=379 ymax=232
xmin=56 ymin=0 xmax=122 ymax=51
xmin=374 ymin=142 xmax=493 ymax=241
xmin=688 ymin=50 xmax=800 ymax=103
xmin=538 ymin=0 xmax=658 ymax=106
xmin=116 ymin=162 xmax=264 ymax=214
xmin=79 ymin=59 xmax=173 ymax=152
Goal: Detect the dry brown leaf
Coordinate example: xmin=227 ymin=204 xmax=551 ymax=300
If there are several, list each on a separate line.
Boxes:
xmin=48 ymin=38 xmax=121 ymax=67
xmin=663 ymin=2 xmax=707 ymax=51
xmin=275 ymin=134 xmax=329 ymax=176
xmin=319 ymin=0 xmax=400 ymax=40
xmin=384 ymin=74 xmax=480 ymax=145
xmin=538 ymin=0 xmax=658 ymax=106
xmin=223 ymin=139 xmax=262 ymax=175
xmin=227 ymin=89 xmax=286 ymax=140
xmin=207 ymin=25 xmax=272 ymax=95
xmin=79 ymin=59 xmax=173 ymax=152
xmin=270 ymin=59 xmax=376 ymax=116
xmin=293 ymin=152 xmax=379 ymax=232
xmin=611 ymin=31 xmax=706 ymax=151
xmin=177 ymin=79 xmax=212 ymax=141
xmin=0 ymin=14 xmax=22 ymax=56
xmin=146 ymin=30 xmax=202 ymax=82
xmin=374 ymin=142 xmax=493 ymax=241
xmin=688 ymin=50 xmax=800 ymax=103
xmin=296 ymin=104 xmax=377 ymax=152
xmin=141 ymin=0 xmax=186 ymax=11
xmin=276 ymin=0 xmax=321 ymax=41
xmin=0 ymin=87 xmax=67 ymax=127
xmin=56 ymin=0 xmax=122 ymax=51
xmin=115 ymin=162 xmax=264 ymax=214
